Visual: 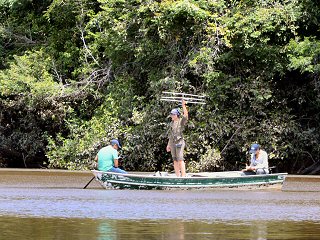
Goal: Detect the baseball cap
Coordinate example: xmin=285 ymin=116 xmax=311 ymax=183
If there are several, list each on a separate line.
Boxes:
xmin=170 ymin=108 xmax=180 ymax=116
xmin=110 ymin=139 xmax=121 ymax=149
xmin=249 ymin=143 xmax=260 ymax=153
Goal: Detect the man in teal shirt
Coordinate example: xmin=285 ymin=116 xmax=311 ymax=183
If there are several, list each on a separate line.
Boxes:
xmin=95 ymin=139 xmax=127 ymax=174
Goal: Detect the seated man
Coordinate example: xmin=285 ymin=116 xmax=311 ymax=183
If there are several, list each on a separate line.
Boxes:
xmin=95 ymin=139 xmax=127 ymax=174
xmin=243 ymin=143 xmax=269 ymax=175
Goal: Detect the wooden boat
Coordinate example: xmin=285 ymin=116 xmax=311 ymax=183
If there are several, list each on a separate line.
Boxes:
xmin=91 ymin=170 xmax=287 ymax=190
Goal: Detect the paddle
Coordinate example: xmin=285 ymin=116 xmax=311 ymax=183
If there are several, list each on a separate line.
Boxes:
xmin=83 ymin=155 xmax=125 ymax=189
xmin=83 ymin=176 xmax=95 ymax=189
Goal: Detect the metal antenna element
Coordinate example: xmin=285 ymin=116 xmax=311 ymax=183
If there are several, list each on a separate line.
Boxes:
xmin=160 ymin=91 xmax=206 ymax=105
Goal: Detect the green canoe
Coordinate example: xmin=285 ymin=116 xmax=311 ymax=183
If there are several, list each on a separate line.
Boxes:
xmin=91 ymin=170 xmax=287 ymax=190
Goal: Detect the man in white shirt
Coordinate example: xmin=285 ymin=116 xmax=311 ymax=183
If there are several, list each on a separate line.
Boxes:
xmin=243 ymin=143 xmax=269 ymax=174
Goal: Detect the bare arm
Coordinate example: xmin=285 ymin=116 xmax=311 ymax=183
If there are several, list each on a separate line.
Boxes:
xmin=182 ymin=99 xmax=188 ymax=119
xmin=166 ymin=139 xmax=171 ymax=152
xmin=114 ymin=158 xmax=119 ymax=168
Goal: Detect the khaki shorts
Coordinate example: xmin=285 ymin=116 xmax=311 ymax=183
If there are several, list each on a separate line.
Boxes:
xmin=170 ymin=140 xmax=185 ymax=161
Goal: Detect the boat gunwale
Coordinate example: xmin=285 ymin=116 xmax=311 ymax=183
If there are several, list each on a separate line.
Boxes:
xmin=104 ymin=179 xmax=285 ymax=188
xmin=91 ymin=170 xmax=288 ymax=180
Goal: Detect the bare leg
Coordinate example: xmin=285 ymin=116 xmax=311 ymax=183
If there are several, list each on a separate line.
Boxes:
xmin=179 ymin=160 xmax=186 ymax=177
xmin=174 ymin=161 xmax=180 ymax=177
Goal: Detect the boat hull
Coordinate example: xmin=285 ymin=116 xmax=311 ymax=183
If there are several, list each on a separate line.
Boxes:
xmin=91 ymin=170 xmax=287 ymax=190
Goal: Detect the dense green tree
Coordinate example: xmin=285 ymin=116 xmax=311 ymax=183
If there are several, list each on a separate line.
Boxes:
xmin=1 ymin=0 xmax=320 ymax=174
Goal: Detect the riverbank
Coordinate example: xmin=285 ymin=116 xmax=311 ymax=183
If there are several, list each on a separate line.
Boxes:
xmin=282 ymin=175 xmax=320 ymax=192
xmin=0 ymin=168 xmax=282 ymax=190
xmin=1 ymin=168 xmax=319 ymax=191
xmin=0 ymin=168 xmax=101 ymax=189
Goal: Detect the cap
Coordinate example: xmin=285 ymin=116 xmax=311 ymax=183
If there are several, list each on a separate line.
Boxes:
xmin=170 ymin=108 xmax=180 ymax=116
xmin=110 ymin=139 xmax=121 ymax=149
xmin=249 ymin=143 xmax=260 ymax=153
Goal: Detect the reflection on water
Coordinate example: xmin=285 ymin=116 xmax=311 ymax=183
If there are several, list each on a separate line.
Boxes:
xmin=1 ymin=188 xmax=320 ymax=221
xmin=1 ymin=217 xmax=320 ymax=240
xmin=1 ymin=187 xmax=320 ymax=239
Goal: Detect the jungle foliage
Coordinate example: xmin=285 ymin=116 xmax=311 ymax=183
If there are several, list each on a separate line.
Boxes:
xmin=0 ymin=0 xmax=320 ymax=174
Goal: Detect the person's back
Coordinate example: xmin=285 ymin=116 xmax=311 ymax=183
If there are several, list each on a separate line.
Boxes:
xmin=97 ymin=145 xmax=118 ymax=171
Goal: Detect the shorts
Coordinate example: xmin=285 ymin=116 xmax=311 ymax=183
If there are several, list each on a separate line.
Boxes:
xmin=170 ymin=140 xmax=185 ymax=161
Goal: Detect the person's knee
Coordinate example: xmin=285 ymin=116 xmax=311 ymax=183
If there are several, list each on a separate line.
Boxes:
xmin=118 ymin=168 xmax=127 ymax=174
xmin=256 ymin=169 xmax=268 ymax=175
xmin=110 ymin=167 xmax=127 ymax=174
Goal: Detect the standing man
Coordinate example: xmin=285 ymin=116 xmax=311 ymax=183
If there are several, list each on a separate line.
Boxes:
xmin=243 ymin=143 xmax=269 ymax=174
xmin=95 ymin=139 xmax=127 ymax=174
xmin=166 ymin=99 xmax=188 ymax=177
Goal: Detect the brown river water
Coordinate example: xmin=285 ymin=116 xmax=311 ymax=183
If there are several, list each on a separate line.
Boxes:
xmin=0 ymin=170 xmax=320 ymax=239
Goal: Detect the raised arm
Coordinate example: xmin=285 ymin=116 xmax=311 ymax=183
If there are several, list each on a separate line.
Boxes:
xmin=182 ymin=99 xmax=188 ymax=119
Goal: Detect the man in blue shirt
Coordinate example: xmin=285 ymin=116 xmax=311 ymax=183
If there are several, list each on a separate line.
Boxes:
xmin=95 ymin=139 xmax=127 ymax=174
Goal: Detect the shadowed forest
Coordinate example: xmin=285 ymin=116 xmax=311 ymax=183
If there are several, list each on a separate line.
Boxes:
xmin=0 ymin=0 xmax=320 ymax=174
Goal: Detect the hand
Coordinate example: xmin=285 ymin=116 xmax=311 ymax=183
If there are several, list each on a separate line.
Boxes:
xmin=182 ymin=99 xmax=186 ymax=106
xmin=246 ymin=166 xmax=255 ymax=171
xmin=166 ymin=145 xmax=171 ymax=152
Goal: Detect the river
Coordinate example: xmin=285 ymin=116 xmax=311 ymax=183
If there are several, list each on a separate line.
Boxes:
xmin=0 ymin=170 xmax=320 ymax=239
